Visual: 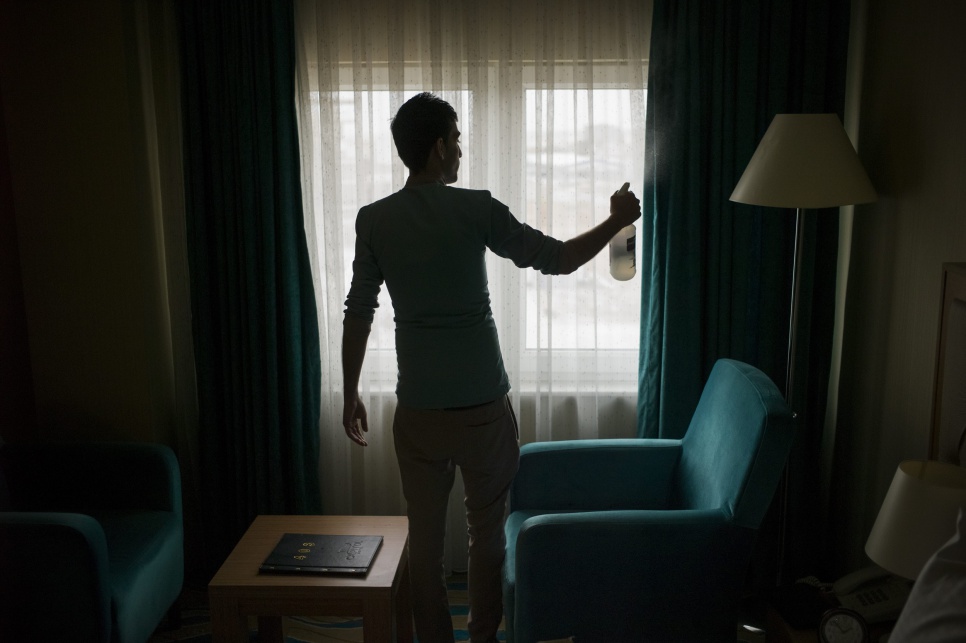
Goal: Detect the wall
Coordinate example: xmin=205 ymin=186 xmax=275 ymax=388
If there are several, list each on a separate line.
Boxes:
xmin=0 ymin=0 xmax=170 ymax=443
xmin=831 ymin=0 xmax=966 ymax=571
xmin=0 ymin=80 xmax=36 ymax=439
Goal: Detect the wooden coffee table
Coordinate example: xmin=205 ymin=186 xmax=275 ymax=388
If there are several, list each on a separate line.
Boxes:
xmin=209 ymin=515 xmax=412 ymax=642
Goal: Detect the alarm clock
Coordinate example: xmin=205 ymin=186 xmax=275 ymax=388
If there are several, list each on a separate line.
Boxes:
xmin=819 ymin=607 xmax=870 ymax=643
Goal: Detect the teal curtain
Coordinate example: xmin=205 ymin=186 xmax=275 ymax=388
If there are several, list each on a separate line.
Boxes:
xmin=179 ymin=0 xmax=323 ymax=574
xmin=639 ymin=0 xmax=850 ymax=582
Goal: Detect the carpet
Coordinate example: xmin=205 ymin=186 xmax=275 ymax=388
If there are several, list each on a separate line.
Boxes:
xmin=149 ymin=576 xmax=767 ymax=643
xmin=148 ymin=575 xmax=503 ymax=643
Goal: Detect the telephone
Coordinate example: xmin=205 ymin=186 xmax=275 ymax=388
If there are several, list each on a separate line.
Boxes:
xmin=830 ymin=565 xmax=912 ymax=624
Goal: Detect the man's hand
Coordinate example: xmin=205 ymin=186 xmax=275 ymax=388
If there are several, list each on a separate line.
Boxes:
xmin=343 ymin=393 xmax=369 ymax=447
xmin=609 ymin=182 xmax=641 ymax=228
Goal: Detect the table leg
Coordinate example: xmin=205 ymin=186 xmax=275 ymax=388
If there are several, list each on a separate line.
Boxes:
xmin=257 ymin=615 xmax=284 ymax=643
xmin=209 ymin=596 xmax=248 ymax=643
xmin=363 ymin=597 xmax=394 ymax=642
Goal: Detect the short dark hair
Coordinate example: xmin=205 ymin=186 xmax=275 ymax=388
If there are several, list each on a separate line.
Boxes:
xmin=390 ymin=93 xmax=458 ymax=172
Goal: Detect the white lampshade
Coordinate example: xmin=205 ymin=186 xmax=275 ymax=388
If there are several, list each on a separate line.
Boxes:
xmin=730 ymin=114 xmax=877 ymax=209
xmin=865 ymin=460 xmax=966 ymax=580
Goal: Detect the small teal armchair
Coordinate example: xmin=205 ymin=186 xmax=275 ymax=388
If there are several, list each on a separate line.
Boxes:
xmin=0 ymin=441 xmax=184 ymax=643
xmin=502 ymin=359 xmax=795 ymax=642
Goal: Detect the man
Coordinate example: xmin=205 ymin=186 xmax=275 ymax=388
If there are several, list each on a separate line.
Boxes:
xmin=342 ymin=92 xmax=640 ymax=643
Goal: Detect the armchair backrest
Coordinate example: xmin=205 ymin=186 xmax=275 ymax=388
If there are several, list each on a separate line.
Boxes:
xmin=676 ymin=359 xmax=794 ymax=529
xmin=1 ymin=442 xmax=182 ymax=514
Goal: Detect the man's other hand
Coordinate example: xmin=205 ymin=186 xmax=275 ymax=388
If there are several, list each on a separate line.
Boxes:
xmin=343 ymin=394 xmax=369 ymax=446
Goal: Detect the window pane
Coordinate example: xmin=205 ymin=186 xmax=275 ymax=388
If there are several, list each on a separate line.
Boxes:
xmin=524 ymin=88 xmax=645 ymax=350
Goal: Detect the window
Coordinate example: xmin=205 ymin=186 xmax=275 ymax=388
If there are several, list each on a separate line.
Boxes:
xmin=305 ymin=84 xmax=645 ymax=393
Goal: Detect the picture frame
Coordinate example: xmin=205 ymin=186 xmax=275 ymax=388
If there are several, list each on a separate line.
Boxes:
xmin=930 ymin=262 xmax=966 ymax=465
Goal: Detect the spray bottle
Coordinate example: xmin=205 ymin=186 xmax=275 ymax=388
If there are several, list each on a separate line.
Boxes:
xmin=609 ymin=182 xmax=636 ymax=281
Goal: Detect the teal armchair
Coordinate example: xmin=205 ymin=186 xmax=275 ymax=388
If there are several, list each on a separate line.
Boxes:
xmin=503 ymin=359 xmax=795 ymax=642
xmin=0 ymin=441 xmax=184 ymax=643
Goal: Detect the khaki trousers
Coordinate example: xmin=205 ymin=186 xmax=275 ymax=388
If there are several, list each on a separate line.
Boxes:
xmin=393 ymin=396 xmax=520 ymax=643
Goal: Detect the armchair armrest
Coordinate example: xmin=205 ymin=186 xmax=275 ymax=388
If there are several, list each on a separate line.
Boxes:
xmin=0 ymin=442 xmax=182 ymax=514
xmin=509 ymin=439 xmax=682 ymax=512
xmin=0 ymin=512 xmax=112 ymax=642
xmin=509 ymin=508 xmax=749 ymax=643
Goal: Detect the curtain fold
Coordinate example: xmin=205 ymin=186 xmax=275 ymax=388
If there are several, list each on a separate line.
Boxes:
xmin=179 ymin=0 xmax=322 ymax=573
xmin=131 ymin=0 xmax=207 ymax=583
xmin=639 ymin=0 xmax=850 ymax=582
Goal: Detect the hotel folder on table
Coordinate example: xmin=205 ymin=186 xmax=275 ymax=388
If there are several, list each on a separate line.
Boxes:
xmin=259 ymin=533 xmax=383 ymax=575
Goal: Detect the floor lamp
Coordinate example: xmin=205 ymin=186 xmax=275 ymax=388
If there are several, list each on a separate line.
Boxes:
xmin=730 ymin=113 xmax=877 ymax=581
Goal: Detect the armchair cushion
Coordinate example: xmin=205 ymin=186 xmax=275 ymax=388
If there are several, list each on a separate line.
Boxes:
xmin=505 ymin=508 xmax=751 ymax=642
xmin=509 ymin=439 xmax=682 ymax=513
xmin=96 ymin=510 xmax=185 ymax=642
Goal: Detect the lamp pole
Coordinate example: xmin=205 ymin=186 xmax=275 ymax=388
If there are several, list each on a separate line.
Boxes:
xmin=775 ymin=205 xmax=806 ymax=585
xmin=785 ymin=206 xmax=806 ymax=406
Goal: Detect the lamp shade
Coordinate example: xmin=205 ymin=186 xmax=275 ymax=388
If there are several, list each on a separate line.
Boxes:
xmin=730 ymin=114 xmax=877 ymax=209
xmin=865 ymin=460 xmax=966 ymax=580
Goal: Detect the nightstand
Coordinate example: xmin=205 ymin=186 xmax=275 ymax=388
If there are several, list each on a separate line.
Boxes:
xmin=765 ymin=604 xmax=895 ymax=643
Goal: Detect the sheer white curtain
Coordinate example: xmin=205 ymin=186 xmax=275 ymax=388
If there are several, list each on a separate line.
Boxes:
xmin=295 ymin=0 xmax=651 ymax=571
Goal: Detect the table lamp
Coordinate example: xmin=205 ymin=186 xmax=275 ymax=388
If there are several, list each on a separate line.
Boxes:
xmin=865 ymin=459 xmax=966 ymax=580
xmin=730 ymin=113 xmax=876 ymax=404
